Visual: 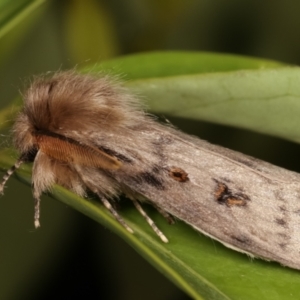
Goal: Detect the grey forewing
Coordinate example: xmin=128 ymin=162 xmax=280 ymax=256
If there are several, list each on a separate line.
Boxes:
xmin=110 ymin=125 xmax=300 ymax=270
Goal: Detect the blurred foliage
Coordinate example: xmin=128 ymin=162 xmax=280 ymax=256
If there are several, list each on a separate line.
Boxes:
xmin=0 ymin=0 xmax=47 ymax=66
xmin=1 ymin=1 xmax=300 ymax=300
xmin=64 ymin=0 xmax=120 ymax=62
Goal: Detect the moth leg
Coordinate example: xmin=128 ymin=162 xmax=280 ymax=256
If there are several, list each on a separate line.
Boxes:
xmin=71 ymin=165 xmax=133 ymax=233
xmin=33 ymin=195 xmax=41 ymax=228
xmin=32 ymin=187 xmax=41 ymax=228
xmin=97 ymin=195 xmax=134 ymax=233
xmin=131 ymin=199 xmax=169 ymax=243
xmin=153 ymin=204 xmax=175 ymax=225
xmin=108 ymin=197 xmax=119 ymax=210
xmin=0 ymin=157 xmax=24 ymax=194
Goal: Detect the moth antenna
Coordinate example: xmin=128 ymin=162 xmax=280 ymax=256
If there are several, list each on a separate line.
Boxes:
xmin=34 ymin=195 xmax=41 ymax=228
xmin=99 ymin=195 xmax=134 ymax=233
xmin=0 ymin=157 xmax=25 ymax=194
xmin=153 ymin=204 xmax=175 ymax=225
xmin=132 ymin=199 xmax=169 ymax=243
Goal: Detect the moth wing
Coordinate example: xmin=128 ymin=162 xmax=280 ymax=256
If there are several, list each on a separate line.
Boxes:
xmin=114 ymin=125 xmax=300 ymax=270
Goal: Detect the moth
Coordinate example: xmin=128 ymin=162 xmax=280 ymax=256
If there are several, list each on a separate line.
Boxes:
xmin=1 ymin=71 xmax=300 ymax=270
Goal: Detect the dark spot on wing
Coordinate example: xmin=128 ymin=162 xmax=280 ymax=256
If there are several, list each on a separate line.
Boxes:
xmin=169 ymin=167 xmax=189 ymax=182
xmin=139 ymin=172 xmax=165 ymax=190
xmin=128 ymin=171 xmax=165 ymax=190
xmin=275 ymin=218 xmax=287 ymax=227
xmin=213 ymin=179 xmax=250 ymax=207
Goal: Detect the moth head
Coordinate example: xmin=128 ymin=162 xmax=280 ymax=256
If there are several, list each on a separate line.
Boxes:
xmin=1 ymin=71 xmax=138 ymax=194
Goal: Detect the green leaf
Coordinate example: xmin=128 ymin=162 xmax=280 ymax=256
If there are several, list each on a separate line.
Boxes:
xmin=91 ymin=51 xmax=284 ymax=79
xmin=93 ymin=52 xmax=300 ymax=143
xmin=1 ymin=52 xmax=300 ymax=299
xmin=127 ymin=67 xmax=300 ymax=143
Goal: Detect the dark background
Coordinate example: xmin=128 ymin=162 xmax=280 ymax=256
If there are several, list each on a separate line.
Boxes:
xmin=1 ymin=1 xmax=300 ymax=299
